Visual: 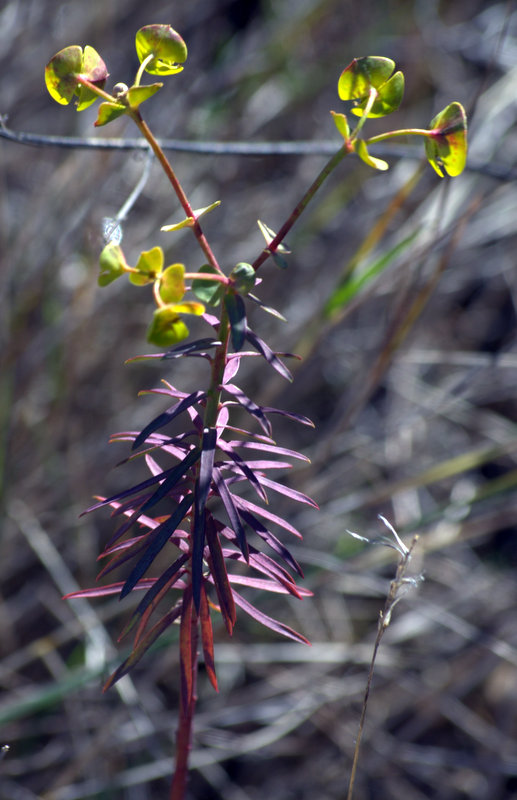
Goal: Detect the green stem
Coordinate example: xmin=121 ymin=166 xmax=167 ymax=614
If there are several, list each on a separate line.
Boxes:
xmin=251 ymin=142 xmax=351 ymax=272
xmin=366 ymin=127 xmax=432 ymax=145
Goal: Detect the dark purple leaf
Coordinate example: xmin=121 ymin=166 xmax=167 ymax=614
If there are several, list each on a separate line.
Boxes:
xmin=64 ymin=579 xmax=157 ymax=600
xmin=222 ymin=384 xmax=272 ymax=437
xmin=225 ymin=292 xmax=246 ymax=352
xmin=162 ymin=338 xmax=222 ymax=359
xmin=231 ymin=495 xmax=303 ymax=538
xmin=130 ymin=553 xmax=189 ymax=622
xmin=206 ymin=515 xmax=236 ymax=634
xmin=179 ymin=587 xmax=194 ymax=710
xmin=237 ymin=506 xmax=303 ymax=576
xmin=120 ymin=494 xmax=193 ymax=599
xmin=132 ymin=391 xmax=206 ymax=450
xmin=199 ymin=583 xmax=218 ymax=690
xmin=217 ymin=439 xmax=268 ymax=503
xmin=140 ymin=447 xmax=199 ymax=514
xmin=212 ymin=468 xmax=249 ymax=560
xmin=231 ymin=590 xmax=310 ymax=645
xmin=104 ymin=601 xmax=183 ymax=690
xmin=192 ymin=428 xmax=217 ymax=611
xmin=245 ymin=327 xmax=292 ymax=382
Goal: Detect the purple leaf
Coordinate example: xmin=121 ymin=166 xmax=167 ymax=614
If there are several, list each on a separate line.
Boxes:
xmin=192 ymin=428 xmax=217 ymax=611
xmin=206 ymin=515 xmax=236 ymax=634
xmin=133 ymin=391 xmax=206 ymax=450
xmin=120 ymin=494 xmax=193 ymax=599
xmin=255 ymin=476 xmax=319 ymax=509
xmin=231 ymin=590 xmax=310 ymax=645
xmin=237 ymin=506 xmax=303 ymax=576
xmin=225 ymin=439 xmax=310 ymax=462
xmin=212 ymin=467 xmax=249 ymax=560
xmin=162 ymin=338 xmax=222 ymax=359
xmin=222 ymin=357 xmax=241 ymax=385
xmin=260 ymin=407 xmax=315 ymax=428
xmin=103 ymin=601 xmax=183 ymax=690
xmin=223 ymin=384 xmax=272 ymax=437
xmin=245 ymin=327 xmax=292 ymax=382
xmin=231 ymin=495 xmax=303 ymax=538
xmin=217 ymin=439 xmax=268 ymax=503
xmin=140 ymin=447 xmax=199 ymax=515
xmin=125 ymin=553 xmax=189 ymax=632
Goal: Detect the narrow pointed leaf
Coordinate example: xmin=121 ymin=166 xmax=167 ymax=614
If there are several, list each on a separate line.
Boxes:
xmin=199 ymin=584 xmax=218 ymax=690
xmin=162 ymin=337 xmax=222 ymax=359
xmin=237 ymin=507 xmax=303 ymax=576
xmin=245 ymin=328 xmax=292 ymax=382
xmin=192 ymin=428 xmax=217 ymax=610
xmin=140 ymin=447 xmax=200 ymax=514
xmin=217 ymin=439 xmax=268 ymax=503
xmin=179 ymin=587 xmax=193 ymax=710
xmin=224 ymin=292 xmax=247 ymax=352
xmin=232 ymin=590 xmax=310 ymax=644
xmin=121 ymin=553 xmax=189 ymax=639
xmin=206 ymin=515 xmax=236 ymax=633
xmin=212 ymin=468 xmax=248 ymax=560
xmin=103 ymin=601 xmax=182 ymax=690
xmin=223 ymin=384 xmax=272 ymax=437
xmin=133 ymin=391 xmax=206 ymax=450
xmin=120 ymin=494 xmax=193 ymax=599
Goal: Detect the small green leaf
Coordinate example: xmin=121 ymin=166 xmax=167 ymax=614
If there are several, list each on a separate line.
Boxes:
xmin=257 ymin=220 xmax=291 ymax=254
xmin=338 ymin=56 xmax=403 ymax=118
xmin=230 ymin=263 xmax=256 ymax=295
xmin=135 ymin=25 xmax=188 ymax=76
xmin=338 ymin=56 xmax=395 ymax=101
xmin=172 ymin=301 xmax=205 ymax=316
xmin=161 ymin=217 xmax=195 ymax=233
xmin=351 ymin=71 xmax=404 ymax=118
xmin=45 ymin=45 xmax=108 ymax=110
xmin=147 ymin=307 xmax=190 ymax=347
xmin=425 ymin=102 xmax=468 ymax=177
xmin=159 ymin=263 xmax=185 ymax=303
xmin=192 ymin=265 xmax=224 ymax=306
xmin=127 ymin=83 xmax=163 ymax=108
xmin=330 ymin=110 xmax=350 ymax=140
xmin=224 ymin=292 xmax=247 ymax=352
xmin=130 ymin=247 xmax=164 ymax=286
xmin=98 ymin=242 xmax=128 ymax=286
xmin=354 ymin=139 xmax=389 ymax=171
xmin=95 ymin=101 xmax=127 ymax=127
xmin=147 ymin=301 xmax=205 ymax=347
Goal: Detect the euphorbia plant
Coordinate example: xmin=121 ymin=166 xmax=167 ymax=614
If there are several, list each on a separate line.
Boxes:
xmin=45 ymin=27 xmax=467 ymax=799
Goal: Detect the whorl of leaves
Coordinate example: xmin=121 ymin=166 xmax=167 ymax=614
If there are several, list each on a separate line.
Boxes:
xmin=67 ymin=319 xmax=315 ymax=690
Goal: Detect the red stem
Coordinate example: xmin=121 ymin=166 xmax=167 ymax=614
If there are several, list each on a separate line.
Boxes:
xmin=170 ymin=590 xmax=199 ymax=800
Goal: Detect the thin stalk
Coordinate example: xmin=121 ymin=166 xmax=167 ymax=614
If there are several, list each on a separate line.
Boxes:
xmin=366 ymin=127 xmax=432 ymax=145
xmin=251 ymin=142 xmax=351 ymax=272
xmin=130 ymin=111 xmax=224 ymax=276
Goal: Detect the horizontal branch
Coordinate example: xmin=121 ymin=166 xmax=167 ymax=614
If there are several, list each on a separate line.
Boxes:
xmin=0 ymin=120 xmax=512 ymax=180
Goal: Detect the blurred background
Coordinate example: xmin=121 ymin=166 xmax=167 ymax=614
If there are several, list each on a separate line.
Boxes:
xmin=2 ymin=0 xmax=517 ymax=798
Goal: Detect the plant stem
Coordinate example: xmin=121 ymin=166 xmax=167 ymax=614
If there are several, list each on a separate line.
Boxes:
xmin=171 ymin=591 xmax=199 ymax=800
xmin=251 ymin=142 xmax=350 ymax=272
xmin=366 ymin=127 xmax=431 ymax=145
xmin=130 ymin=111 xmax=224 ymax=276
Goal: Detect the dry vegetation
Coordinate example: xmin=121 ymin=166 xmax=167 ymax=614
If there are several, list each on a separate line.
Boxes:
xmin=1 ymin=1 xmax=517 ymax=798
